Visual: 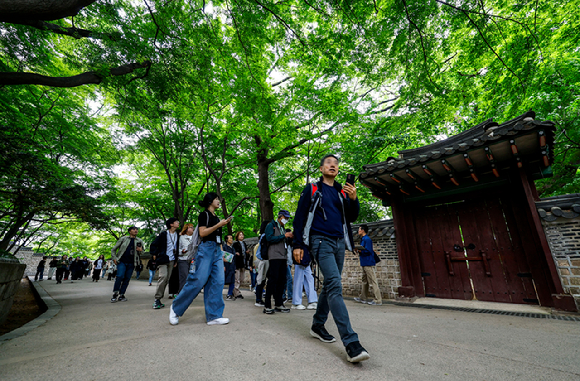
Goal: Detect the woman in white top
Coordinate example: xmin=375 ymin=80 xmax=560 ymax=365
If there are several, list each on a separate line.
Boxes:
xmin=93 ymin=255 xmax=105 ymax=282
xmin=177 ymin=223 xmax=195 ymax=292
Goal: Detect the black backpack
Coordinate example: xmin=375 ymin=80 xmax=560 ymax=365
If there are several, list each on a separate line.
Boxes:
xmin=258 ymin=231 xmax=270 ymax=260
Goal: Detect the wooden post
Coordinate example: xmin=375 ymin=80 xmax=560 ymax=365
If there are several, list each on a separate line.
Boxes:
xmin=518 ymin=168 xmax=577 ymax=311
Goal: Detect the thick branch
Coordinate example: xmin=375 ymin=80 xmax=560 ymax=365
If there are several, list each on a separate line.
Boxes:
xmin=0 ymin=61 xmax=151 ymax=87
xmin=0 ymin=0 xmax=97 ymax=22
xmin=9 ymin=19 xmax=121 ymax=40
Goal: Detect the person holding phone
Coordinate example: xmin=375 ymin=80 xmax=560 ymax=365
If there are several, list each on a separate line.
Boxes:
xmin=169 ymin=192 xmax=231 ymax=326
xmin=110 ymin=226 xmax=144 ymax=303
xmin=292 ymin=154 xmax=370 ymax=363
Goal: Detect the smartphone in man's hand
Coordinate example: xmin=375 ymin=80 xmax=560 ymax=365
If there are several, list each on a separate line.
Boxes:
xmin=346 ymin=174 xmax=356 ymax=186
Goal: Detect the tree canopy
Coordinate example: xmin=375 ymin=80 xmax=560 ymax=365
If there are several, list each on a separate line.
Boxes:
xmin=1 ymin=0 xmax=578 ymax=258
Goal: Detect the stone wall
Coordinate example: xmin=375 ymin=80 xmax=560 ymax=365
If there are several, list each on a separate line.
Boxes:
xmin=0 ymin=259 xmax=27 ymax=325
xmin=10 ymin=247 xmax=44 ymax=277
xmin=537 ymin=195 xmax=580 ymax=310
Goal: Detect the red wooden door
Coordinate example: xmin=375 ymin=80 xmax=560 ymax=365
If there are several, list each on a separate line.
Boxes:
xmin=414 ymin=196 xmax=540 ymax=305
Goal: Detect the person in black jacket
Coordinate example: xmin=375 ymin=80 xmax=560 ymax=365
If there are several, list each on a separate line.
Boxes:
xmin=34 ymin=256 xmax=46 ymax=281
xmin=146 ymin=257 xmax=157 ymax=286
xmin=232 ymin=231 xmax=249 ymax=299
xmin=292 ymin=154 xmax=369 ymax=363
xmin=70 ymin=257 xmax=83 ymax=282
xmin=223 ymin=234 xmax=236 ymax=300
xmin=150 ymin=218 xmax=180 ymax=309
xmin=47 ymin=257 xmax=57 ymax=280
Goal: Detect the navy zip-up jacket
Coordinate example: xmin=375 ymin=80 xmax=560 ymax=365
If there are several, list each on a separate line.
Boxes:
xmin=292 ymin=178 xmax=359 ymax=254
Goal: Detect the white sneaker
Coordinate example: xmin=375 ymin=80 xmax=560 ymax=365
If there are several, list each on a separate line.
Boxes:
xmin=306 ymin=303 xmax=318 ymax=310
xmin=291 ymin=304 xmax=306 ymax=310
xmin=169 ymin=305 xmax=179 ymax=325
xmin=207 ymin=317 xmax=230 ymax=325
xmin=353 ymin=297 xmax=367 ymax=304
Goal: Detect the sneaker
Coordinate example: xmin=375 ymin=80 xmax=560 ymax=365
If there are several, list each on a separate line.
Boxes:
xmin=353 ymin=297 xmax=366 ymax=304
xmin=169 ymin=305 xmax=179 ymax=325
xmin=168 ymin=294 xmax=174 ymax=300
xmin=111 ymin=293 xmax=119 ymax=303
xmin=255 ymin=301 xmax=265 ymax=307
xmin=282 ymin=298 xmax=288 ymax=304
xmin=291 ymin=304 xmax=306 ymax=310
xmin=275 ymin=305 xmax=290 ymax=313
xmin=226 ymin=295 xmax=235 ymax=301
xmin=236 ymin=294 xmax=244 ymax=300
xmin=117 ymin=295 xmax=127 ymax=302
xmin=346 ymin=341 xmax=370 ymax=363
xmin=153 ymin=299 xmax=165 ymax=309
xmin=310 ymin=325 xmax=336 ymax=343
xmin=207 ymin=317 xmax=229 ymax=325
xmin=149 ymin=283 xmax=152 ymax=286
xmin=306 ymin=303 xmax=318 ymax=310
xmin=263 ymin=308 xmax=275 ymax=314
xmin=367 ymin=301 xmax=382 ymax=305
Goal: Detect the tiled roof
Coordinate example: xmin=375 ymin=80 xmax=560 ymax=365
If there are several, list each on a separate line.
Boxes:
xmin=359 ymin=111 xmax=556 ymax=200
xmin=536 ymin=194 xmax=580 ymax=222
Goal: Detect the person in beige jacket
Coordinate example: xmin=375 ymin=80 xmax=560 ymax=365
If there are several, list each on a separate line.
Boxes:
xmin=110 ymin=226 xmax=144 ymax=303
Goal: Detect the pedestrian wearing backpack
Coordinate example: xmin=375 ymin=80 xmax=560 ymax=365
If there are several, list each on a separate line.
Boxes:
xmin=169 ymin=192 xmax=231 ymax=326
xmin=263 ymin=210 xmax=294 ymax=314
xmin=353 ymin=225 xmax=382 ymax=306
xmin=292 ymin=154 xmax=370 ymax=363
xmin=150 ymin=218 xmax=180 ymax=309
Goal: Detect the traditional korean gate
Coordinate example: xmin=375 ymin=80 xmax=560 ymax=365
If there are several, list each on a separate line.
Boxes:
xmin=413 ymin=196 xmax=540 ymax=304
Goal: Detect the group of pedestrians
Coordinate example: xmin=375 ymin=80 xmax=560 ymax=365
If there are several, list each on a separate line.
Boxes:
xmin=38 ymin=153 xmax=377 ymax=364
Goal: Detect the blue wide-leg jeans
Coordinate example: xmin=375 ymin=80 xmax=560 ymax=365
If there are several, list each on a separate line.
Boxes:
xmin=311 ymin=235 xmax=358 ymax=347
xmin=172 ymin=241 xmax=225 ymax=322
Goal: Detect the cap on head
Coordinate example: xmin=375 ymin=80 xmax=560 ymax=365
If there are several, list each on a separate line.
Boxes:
xmin=278 ymin=210 xmax=291 ymax=218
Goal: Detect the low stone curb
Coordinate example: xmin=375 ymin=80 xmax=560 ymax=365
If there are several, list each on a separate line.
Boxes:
xmin=0 ymin=277 xmax=61 ymax=344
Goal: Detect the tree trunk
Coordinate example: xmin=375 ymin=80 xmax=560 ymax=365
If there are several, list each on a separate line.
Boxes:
xmin=257 ymin=157 xmax=274 ymax=223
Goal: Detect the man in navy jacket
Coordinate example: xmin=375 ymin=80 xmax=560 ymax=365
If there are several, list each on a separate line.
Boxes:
xmin=354 ymin=224 xmax=382 ymax=305
xmin=292 ymin=154 xmax=370 ymax=363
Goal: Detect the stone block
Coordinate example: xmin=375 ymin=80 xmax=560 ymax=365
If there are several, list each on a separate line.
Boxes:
xmin=558 ymin=259 xmax=569 ymax=267
xmin=569 ymin=277 xmax=580 ymax=286
xmin=571 ymin=268 xmax=580 ymax=276
xmin=571 ymin=260 xmax=580 ymax=267
xmin=560 ymin=269 xmax=571 ymax=275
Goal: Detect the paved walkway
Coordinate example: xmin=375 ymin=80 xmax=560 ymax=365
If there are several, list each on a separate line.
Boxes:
xmin=1 ymin=277 xmax=579 ymax=381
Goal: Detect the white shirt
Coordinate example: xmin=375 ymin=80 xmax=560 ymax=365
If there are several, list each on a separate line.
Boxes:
xmin=167 ymin=231 xmax=178 ymax=261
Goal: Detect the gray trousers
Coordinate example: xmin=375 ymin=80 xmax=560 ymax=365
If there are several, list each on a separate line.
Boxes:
xmin=155 ymin=261 xmax=174 ymax=300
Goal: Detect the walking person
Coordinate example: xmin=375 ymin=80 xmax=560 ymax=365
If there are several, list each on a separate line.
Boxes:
xmin=223 ymin=234 xmax=236 ymax=301
xmin=55 ymin=255 xmax=68 ymax=284
xmin=353 ymin=225 xmax=382 ymax=305
xmin=169 ymin=192 xmax=231 ymax=326
xmin=292 ymin=154 xmax=370 ymax=363
xmin=151 ymin=218 xmax=180 ymax=309
xmin=177 ymin=223 xmax=196 ymax=292
xmin=291 ymin=240 xmax=318 ymax=310
xmin=70 ymin=257 xmax=83 ymax=281
xmin=47 ymin=257 xmax=57 ymax=280
xmin=146 ymin=257 xmax=157 ymax=286
xmin=135 ymin=261 xmax=143 ymax=280
xmin=263 ymin=210 xmax=293 ymax=314
xmin=110 ymin=226 xmax=144 ymax=302
xmin=232 ymin=231 xmax=248 ymax=299
xmin=253 ymin=221 xmax=269 ymax=307
xmin=93 ymin=255 xmax=105 ymax=282
xmin=63 ymin=257 xmax=71 ymax=280
xmin=34 ymin=256 xmax=46 ymax=281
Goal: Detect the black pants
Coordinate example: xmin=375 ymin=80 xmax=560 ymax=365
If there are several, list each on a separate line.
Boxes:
xmin=56 ymin=268 xmax=64 ymax=283
xmin=264 ymin=259 xmax=287 ymax=308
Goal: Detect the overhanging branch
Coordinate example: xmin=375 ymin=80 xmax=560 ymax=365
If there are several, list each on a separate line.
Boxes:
xmin=0 ymin=61 xmax=151 ymax=87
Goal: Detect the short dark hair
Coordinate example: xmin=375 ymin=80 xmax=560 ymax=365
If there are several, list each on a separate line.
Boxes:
xmin=165 ymin=217 xmax=179 ymax=229
xmin=198 ymin=192 xmax=220 ymax=208
xmin=320 ymin=154 xmax=339 ymax=167
xmin=359 ymin=224 xmax=368 ymax=234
